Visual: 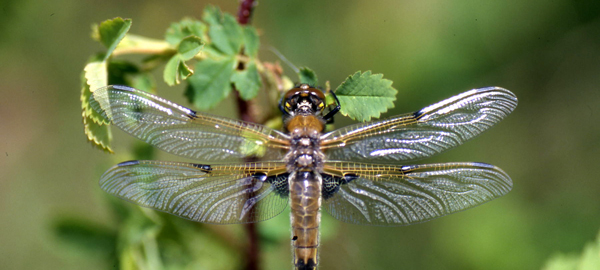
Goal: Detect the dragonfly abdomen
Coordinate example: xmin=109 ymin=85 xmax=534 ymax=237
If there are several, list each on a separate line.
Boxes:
xmin=290 ymin=171 xmax=322 ymax=270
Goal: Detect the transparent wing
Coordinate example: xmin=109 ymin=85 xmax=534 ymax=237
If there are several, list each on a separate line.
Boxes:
xmin=90 ymin=85 xmax=290 ymax=163
xmin=322 ymin=162 xmax=512 ymax=226
xmin=321 ymin=87 xmax=517 ymax=162
xmin=100 ymin=160 xmax=289 ymax=224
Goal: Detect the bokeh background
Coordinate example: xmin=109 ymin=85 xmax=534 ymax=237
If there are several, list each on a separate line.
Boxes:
xmin=2 ymin=0 xmax=600 ymax=269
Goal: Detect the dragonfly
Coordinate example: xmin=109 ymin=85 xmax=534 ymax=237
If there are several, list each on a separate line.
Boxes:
xmin=90 ymin=84 xmax=517 ymax=270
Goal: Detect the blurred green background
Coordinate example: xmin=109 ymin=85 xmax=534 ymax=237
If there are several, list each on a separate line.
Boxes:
xmin=2 ymin=0 xmax=600 ymax=269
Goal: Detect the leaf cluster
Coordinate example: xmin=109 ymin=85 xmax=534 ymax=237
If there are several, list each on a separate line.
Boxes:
xmin=80 ymin=7 xmax=399 ymax=152
xmin=81 ymin=7 xmax=276 ymax=153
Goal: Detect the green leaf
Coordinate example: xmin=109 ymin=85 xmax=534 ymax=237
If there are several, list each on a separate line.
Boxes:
xmin=185 ymin=57 xmax=236 ymax=110
xmin=164 ymin=54 xmax=194 ymax=86
xmin=163 ymin=36 xmax=202 ymax=86
xmin=242 ymin=26 xmax=259 ymax=57
xmin=163 ymin=55 xmax=183 ymax=86
xmin=232 ymin=60 xmax=261 ymax=100
xmin=98 ymin=17 xmax=132 ymax=59
xmin=81 ymin=55 xmax=112 ymax=152
xmin=82 ymin=59 xmax=151 ymax=154
xmin=203 ymin=6 xmax=243 ymax=55
xmin=82 ymin=113 xmax=113 ymax=153
xmin=82 ymin=58 xmax=110 ymax=124
xmin=165 ymin=18 xmax=206 ymax=46
xmin=177 ymin=36 xmax=204 ymax=60
xmin=201 ymin=43 xmax=225 ymax=58
xmin=84 ymin=61 xmax=107 ymax=95
xmin=299 ymin=67 xmax=318 ymax=86
xmin=335 ymin=71 xmax=397 ymax=122
xmin=178 ymin=60 xmax=194 ymax=80
xmin=81 ymin=81 xmax=97 ymax=120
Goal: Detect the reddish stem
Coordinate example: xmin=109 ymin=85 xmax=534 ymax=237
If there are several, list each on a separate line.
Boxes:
xmin=237 ymin=0 xmax=256 ymax=25
xmin=235 ymin=0 xmax=257 ymax=123
xmin=235 ymin=1 xmax=260 ymax=270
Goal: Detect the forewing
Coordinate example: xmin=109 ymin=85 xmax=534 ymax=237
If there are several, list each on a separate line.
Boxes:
xmin=100 ymin=160 xmax=289 ymax=224
xmin=322 ymin=162 xmax=512 ymax=226
xmin=90 ymin=85 xmax=289 ymax=162
xmin=321 ymin=87 xmax=517 ymax=162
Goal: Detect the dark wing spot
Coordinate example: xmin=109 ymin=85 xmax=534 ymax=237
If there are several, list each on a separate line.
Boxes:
xmin=472 ymin=162 xmax=495 ymax=168
xmin=192 ymin=163 xmax=212 ymax=172
xmin=322 ymin=173 xmax=360 ymax=200
xmin=185 ymin=109 xmax=198 ymax=119
xmin=400 ymin=165 xmax=417 ymax=172
xmin=322 ymin=174 xmax=342 ymax=200
xmin=413 ymin=109 xmax=424 ymax=119
xmin=117 ymin=160 xmax=139 ymax=166
xmin=265 ymin=173 xmax=290 ymax=197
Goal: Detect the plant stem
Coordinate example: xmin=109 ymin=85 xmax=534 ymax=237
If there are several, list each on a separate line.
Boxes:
xmin=237 ymin=0 xmax=256 ymax=25
xmin=235 ymin=2 xmax=261 ymax=270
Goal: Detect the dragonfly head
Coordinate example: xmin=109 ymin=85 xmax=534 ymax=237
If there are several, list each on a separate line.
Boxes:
xmin=280 ymin=84 xmax=326 ymax=116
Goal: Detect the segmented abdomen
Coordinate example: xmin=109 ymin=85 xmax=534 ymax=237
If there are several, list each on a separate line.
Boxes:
xmin=290 ymin=171 xmax=322 ymax=270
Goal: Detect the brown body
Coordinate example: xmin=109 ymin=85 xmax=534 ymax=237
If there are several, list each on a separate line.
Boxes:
xmin=289 ymin=171 xmax=321 ymax=270
xmin=283 ymin=85 xmax=327 ymax=270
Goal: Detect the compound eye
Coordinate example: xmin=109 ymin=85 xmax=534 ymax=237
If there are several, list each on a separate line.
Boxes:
xmin=309 ymin=96 xmax=324 ymax=112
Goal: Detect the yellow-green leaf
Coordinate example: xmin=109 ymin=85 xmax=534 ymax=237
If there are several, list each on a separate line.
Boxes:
xmin=82 ymin=114 xmax=113 ymax=153
xmin=81 ymin=58 xmax=112 ymax=152
xmin=84 ymin=61 xmax=107 ymax=94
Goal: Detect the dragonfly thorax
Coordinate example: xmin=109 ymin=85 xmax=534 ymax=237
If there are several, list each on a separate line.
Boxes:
xmin=285 ymin=116 xmax=325 ymax=172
